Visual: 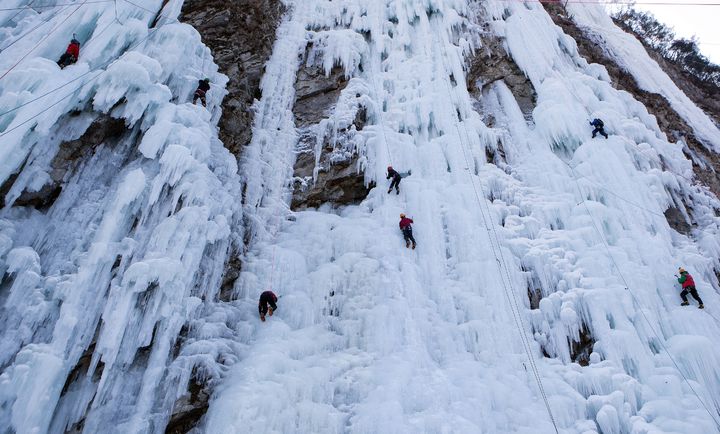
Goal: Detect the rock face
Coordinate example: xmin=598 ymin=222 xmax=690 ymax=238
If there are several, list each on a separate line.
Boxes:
xmin=180 ymin=0 xmax=285 ymax=157
xmin=0 ymin=114 xmax=128 ymax=210
xmin=465 ymin=35 xmax=535 ymax=166
xmin=466 ymin=37 xmax=537 ymax=118
xmin=294 ymin=65 xmax=349 ymax=128
xmin=290 ymin=61 xmax=370 ymax=210
xmin=164 ymin=377 xmax=210 ymax=434
xmin=165 ymin=1 xmax=285 ymax=430
xmin=542 ymin=3 xmax=720 ymax=234
xmin=291 ymin=126 xmax=371 ymax=211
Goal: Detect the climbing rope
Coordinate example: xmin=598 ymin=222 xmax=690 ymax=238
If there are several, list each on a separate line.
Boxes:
xmin=0 ymin=3 xmax=72 ymax=53
xmin=2 ymin=0 xmax=36 ymax=20
xmin=0 ymin=0 xmax=89 ymax=82
xmin=0 ymin=22 xmax=117 ymax=120
xmin=433 ymin=27 xmax=560 ymax=434
xmin=0 ymin=0 xmax=162 ymax=82
xmin=566 ymin=165 xmax=720 ymax=428
xmin=0 ymin=1 xmax=113 ymax=11
xmin=553 ymin=70 xmax=720 ymax=427
xmin=557 ymin=158 xmax=668 ymax=219
xmin=0 ymin=17 xmax=176 ymax=138
xmin=266 ymin=245 xmax=276 ymax=292
xmin=551 ymin=68 xmax=720 ymax=426
xmin=121 ymin=0 xmax=157 ymax=14
xmin=367 ymin=39 xmax=395 ymax=167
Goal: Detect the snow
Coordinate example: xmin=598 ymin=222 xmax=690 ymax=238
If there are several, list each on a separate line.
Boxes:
xmin=1 ymin=1 xmax=238 ymax=432
xmin=1 ymin=0 xmax=720 ymax=433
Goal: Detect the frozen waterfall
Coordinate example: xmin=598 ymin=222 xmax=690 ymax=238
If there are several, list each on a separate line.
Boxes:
xmin=1 ymin=0 xmax=720 ymax=433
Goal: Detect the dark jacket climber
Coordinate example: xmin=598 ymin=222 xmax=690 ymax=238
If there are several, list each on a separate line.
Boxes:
xmin=399 ymin=213 xmax=416 ymax=249
xmin=387 ymin=166 xmax=402 ymax=194
xmin=57 ymin=38 xmax=80 ymax=69
xmin=386 ymin=166 xmax=411 ymax=194
xmin=677 ymin=267 xmax=703 ymax=308
xmin=258 ymin=290 xmax=278 ymax=321
xmin=590 ymin=118 xmax=608 ymax=139
xmin=193 ymin=78 xmax=211 ymax=107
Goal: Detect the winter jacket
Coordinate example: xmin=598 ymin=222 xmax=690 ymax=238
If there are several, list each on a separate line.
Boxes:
xmin=66 ymin=41 xmax=80 ymax=58
xmin=387 ymin=168 xmax=401 ymax=181
xmin=399 ymin=217 xmax=413 ymax=231
xmin=197 ymin=79 xmax=210 ymax=92
xmin=590 ymin=119 xmax=604 ymax=128
xmin=678 ymin=272 xmax=695 ymax=288
xmin=259 ymin=290 xmax=277 ymax=304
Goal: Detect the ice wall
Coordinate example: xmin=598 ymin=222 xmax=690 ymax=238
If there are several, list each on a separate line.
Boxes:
xmin=0 ymin=1 xmax=239 ymax=433
xmin=204 ymin=0 xmax=720 ymax=433
xmin=2 ymin=0 xmax=720 ymax=433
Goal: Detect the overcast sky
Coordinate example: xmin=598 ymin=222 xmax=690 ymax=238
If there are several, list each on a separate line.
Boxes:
xmin=630 ymin=2 xmax=720 ymax=64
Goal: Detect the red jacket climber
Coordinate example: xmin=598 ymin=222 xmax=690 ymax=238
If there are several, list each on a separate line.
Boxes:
xmin=399 ymin=215 xmax=413 ymax=230
xmin=66 ymin=40 xmax=80 ymax=58
xmin=399 ymin=213 xmax=416 ymax=249
xmin=58 ymin=37 xmax=80 ymax=69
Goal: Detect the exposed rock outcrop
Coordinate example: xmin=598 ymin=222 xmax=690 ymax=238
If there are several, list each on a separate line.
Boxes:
xmin=295 ymin=65 xmax=349 ymax=128
xmin=570 ymin=325 xmax=595 ymax=367
xmin=467 ymin=37 xmax=537 ymax=118
xmin=164 ymin=376 xmax=210 ymax=434
xmin=290 ymin=58 xmax=370 ymax=210
xmin=180 ymin=0 xmax=285 ymax=157
xmin=0 ymin=114 xmax=128 ymax=210
xmin=465 ymin=34 xmax=534 ymax=166
xmin=291 ymin=129 xmax=370 ymax=210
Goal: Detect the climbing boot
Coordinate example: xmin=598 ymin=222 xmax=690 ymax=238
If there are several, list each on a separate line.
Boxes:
xmin=260 ymin=313 xmax=266 ymax=322
xmin=699 ymin=304 xmax=705 ymax=309
xmin=387 ymin=188 xmax=392 ymax=194
xmin=406 ymin=240 xmax=411 ymax=248
xmin=396 ymin=189 xmax=400 ymax=195
xmin=268 ymin=307 xmax=274 ymax=316
xmin=412 ymin=243 xmax=416 ymax=250
xmin=680 ymin=301 xmax=689 ymax=306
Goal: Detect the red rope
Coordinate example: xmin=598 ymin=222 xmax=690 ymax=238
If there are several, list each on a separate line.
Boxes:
xmin=266 ymin=245 xmax=276 ymax=291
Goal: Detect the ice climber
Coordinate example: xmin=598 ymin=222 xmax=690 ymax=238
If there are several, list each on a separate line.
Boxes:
xmin=192 ymin=78 xmax=211 ymax=107
xmin=677 ymin=267 xmax=704 ymax=309
xmin=258 ymin=290 xmax=278 ymax=321
xmin=386 ymin=166 xmax=411 ymax=194
xmin=399 ymin=213 xmax=416 ymax=249
xmin=57 ymin=35 xmax=80 ymax=69
xmin=589 ymin=118 xmax=608 ymax=139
